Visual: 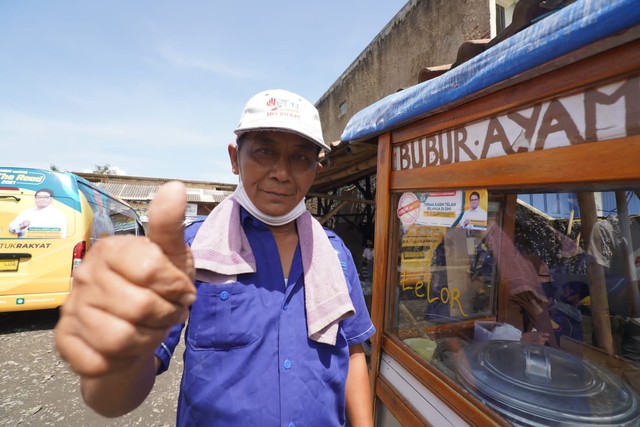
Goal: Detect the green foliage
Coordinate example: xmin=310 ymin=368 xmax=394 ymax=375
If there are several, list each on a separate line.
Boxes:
xmin=93 ymin=164 xmax=116 ymax=175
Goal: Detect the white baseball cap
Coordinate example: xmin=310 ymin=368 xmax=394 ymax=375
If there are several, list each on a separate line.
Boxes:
xmin=234 ymin=89 xmax=330 ymax=152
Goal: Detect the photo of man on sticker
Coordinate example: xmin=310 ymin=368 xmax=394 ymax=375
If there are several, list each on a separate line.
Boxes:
xmin=8 ymin=188 xmax=67 ymax=238
xmin=460 ymin=190 xmax=488 ymax=230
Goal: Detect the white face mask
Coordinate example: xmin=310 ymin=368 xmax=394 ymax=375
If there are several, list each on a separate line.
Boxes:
xmin=232 ymin=180 xmax=307 ymax=227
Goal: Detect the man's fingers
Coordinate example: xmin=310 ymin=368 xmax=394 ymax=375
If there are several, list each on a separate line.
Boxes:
xmin=147 ymin=181 xmax=188 ymax=261
xmin=146 ymin=181 xmax=196 ymax=302
xmin=76 ymin=263 xmax=191 ymax=328
xmin=55 ymin=306 xmax=167 ymax=377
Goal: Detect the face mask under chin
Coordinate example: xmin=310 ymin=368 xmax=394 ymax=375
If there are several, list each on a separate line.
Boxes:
xmin=232 ymin=180 xmax=307 ymax=227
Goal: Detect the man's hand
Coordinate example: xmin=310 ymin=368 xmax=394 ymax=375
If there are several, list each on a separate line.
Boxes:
xmin=55 ymin=181 xmax=196 ymax=378
xmin=521 ymin=331 xmax=550 ymax=346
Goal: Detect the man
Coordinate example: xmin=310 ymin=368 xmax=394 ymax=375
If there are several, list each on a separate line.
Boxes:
xmin=9 ymin=188 xmax=67 ymax=238
xmin=89 ymin=188 xmax=115 ymax=242
xmin=481 ymin=219 xmax=555 ymax=347
xmin=362 ymin=239 xmax=374 ymax=281
xmin=460 ymin=191 xmax=487 ymax=230
xmin=54 ymin=89 xmax=375 ymax=426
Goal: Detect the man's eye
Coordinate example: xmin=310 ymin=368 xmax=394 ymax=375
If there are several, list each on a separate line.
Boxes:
xmin=254 ymin=148 xmax=274 ymax=156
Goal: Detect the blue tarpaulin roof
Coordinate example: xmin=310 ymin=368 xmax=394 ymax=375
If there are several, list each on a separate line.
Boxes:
xmin=341 ymin=0 xmax=640 ymax=143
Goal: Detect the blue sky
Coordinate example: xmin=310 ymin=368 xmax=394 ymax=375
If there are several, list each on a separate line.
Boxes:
xmin=0 ymin=1 xmax=407 ymax=184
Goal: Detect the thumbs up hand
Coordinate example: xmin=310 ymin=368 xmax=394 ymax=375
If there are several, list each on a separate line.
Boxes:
xmin=55 ymin=182 xmax=196 ymax=379
xmin=146 ymin=181 xmax=196 ymax=306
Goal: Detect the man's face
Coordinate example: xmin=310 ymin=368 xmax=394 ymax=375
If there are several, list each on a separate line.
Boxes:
xmin=229 ymin=131 xmax=322 ymax=217
xmin=93 ymin=189 xmax=105 ymax=212
xmin=469 ymin=194 xmax=480 ymax=210
xmin=35 ymin=191 xmax=52 ymax=209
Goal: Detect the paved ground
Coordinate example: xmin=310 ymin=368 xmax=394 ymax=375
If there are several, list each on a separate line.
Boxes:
xmin=0 ymin=310 xmax=184 ymax=426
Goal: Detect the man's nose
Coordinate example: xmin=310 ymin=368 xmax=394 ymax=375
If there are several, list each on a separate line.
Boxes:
xmin=269 ymin=154 xmax=293 ymax=180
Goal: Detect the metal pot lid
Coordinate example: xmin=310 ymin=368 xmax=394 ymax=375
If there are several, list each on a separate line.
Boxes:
xmin=456 ymin=340 xmax=640 ymax=426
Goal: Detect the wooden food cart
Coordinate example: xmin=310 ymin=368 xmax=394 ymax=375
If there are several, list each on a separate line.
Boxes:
xmin=340 ymin=0 xmax=640 ymax=425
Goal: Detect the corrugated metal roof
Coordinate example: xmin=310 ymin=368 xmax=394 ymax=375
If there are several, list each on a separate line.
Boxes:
xmin=186 ymin=188 xmax=231 ymax=203
xmin=96 ymin=183 xmax=232 ymax=204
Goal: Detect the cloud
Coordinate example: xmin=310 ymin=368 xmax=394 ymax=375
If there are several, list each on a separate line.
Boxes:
xmin=0 ymin=107 xmax=237 ymax=182
xmin=0 ymin=109 xmax=213 ymax=149
xmin=157 ymin=45 xmax=255 ymax=79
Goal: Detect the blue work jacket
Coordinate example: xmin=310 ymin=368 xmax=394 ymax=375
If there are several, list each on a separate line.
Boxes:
xmin=155 ymin=209 xmax=375 ymax=426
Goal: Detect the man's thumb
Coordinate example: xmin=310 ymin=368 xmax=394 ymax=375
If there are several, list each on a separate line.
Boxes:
xmin=147 ymin=181 xmax=189 ymax=268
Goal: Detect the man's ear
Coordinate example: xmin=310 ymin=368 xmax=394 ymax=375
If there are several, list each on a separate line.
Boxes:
xmin=228 ymin=144 xmax=240 ymax=175
xmin=315 ymin=161 xmax=324 ymax=174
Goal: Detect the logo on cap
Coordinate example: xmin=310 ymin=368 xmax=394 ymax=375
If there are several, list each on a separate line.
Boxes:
xmin=266 ymin=97 xmax=301 ymax=120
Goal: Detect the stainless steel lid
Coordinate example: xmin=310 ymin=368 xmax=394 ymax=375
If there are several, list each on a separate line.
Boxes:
xmin=456 ymin=340 xmax=640 ymax=426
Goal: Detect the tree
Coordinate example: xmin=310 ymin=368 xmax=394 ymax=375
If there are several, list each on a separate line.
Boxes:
xmin=93 ymin=164 xmax=117 ymax=175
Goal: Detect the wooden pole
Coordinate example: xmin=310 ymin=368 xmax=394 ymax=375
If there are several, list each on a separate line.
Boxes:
xmin=615 ymin=191 xmax=640 ymax=318
xmin=307 ymin=192 xmax=375 ymax=205
xmin=370 ymin=133 xmax=391 ymax=411
xmin=318 ymin=200 xmax=349 ymax=226
xmin=578 ymin=192 xmax=614 ymax=355
xmin=567 ymin=209 xmax=575 ymax=235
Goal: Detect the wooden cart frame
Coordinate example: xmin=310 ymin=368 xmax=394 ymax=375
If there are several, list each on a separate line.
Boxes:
xmin=358 ymin=19 xmax=640 ymax=427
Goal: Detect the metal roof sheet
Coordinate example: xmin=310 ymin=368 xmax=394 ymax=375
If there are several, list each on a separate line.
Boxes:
xmin=95 ymin=183 xmax=232 ymax=204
